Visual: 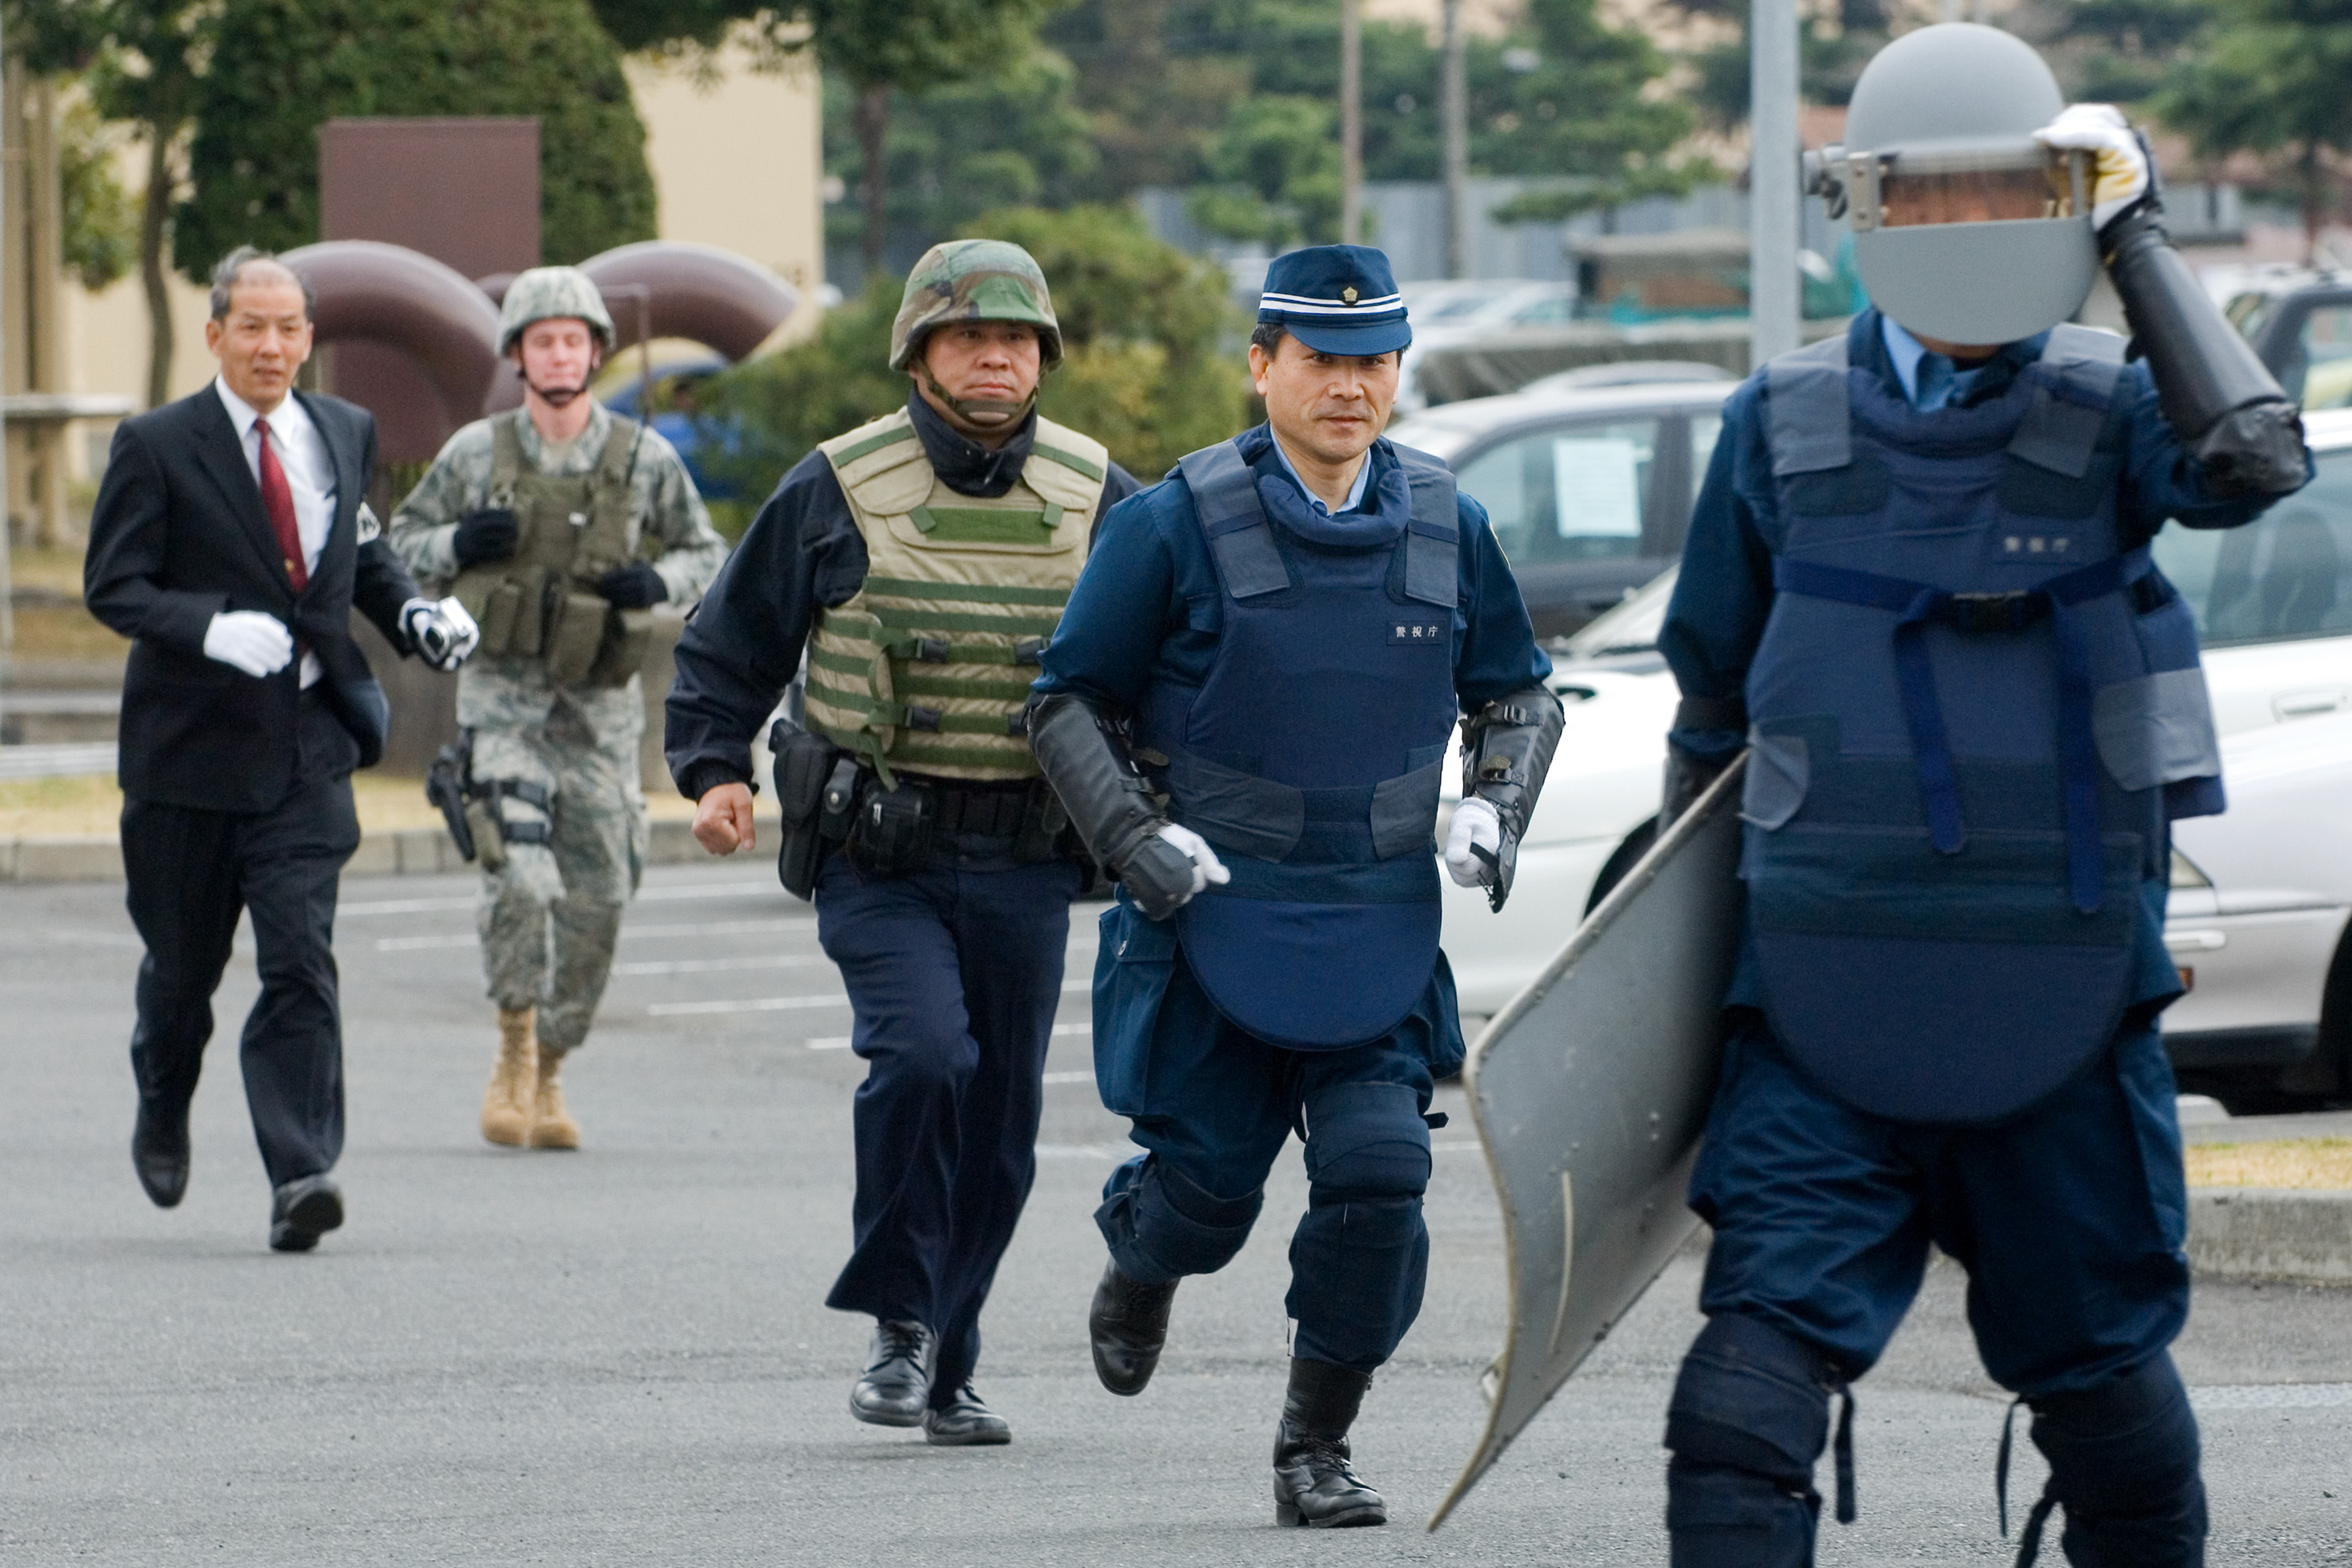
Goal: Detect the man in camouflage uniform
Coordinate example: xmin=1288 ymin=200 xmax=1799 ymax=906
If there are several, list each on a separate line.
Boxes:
xmin=668 ymin=241 xmax=1139 ymax=1445
xmin=391 ymin=266 xmax=727 ymax=1151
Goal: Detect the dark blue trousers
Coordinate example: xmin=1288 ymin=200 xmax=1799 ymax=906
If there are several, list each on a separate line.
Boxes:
xmin=122 ymin=741 xmax=361 ymax=1190
xmin=814 ymin=854 xmax=1079 ymax=1401
xmin=1091 ymin=906 xmax=1460 ymax=1371
xmin=1666 ymin=1011 xmax=2204 ymax=1566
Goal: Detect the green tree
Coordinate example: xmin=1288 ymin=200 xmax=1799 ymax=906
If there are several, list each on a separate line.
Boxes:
xmin=1187 ymin=95 xmax=1344 ymax=248
xmin=174 ymin=0 xmax=657 ymax=278
xmin=2158 ymin=0 xmax=2352 ymax=254
xmin=60 ymin=95 xmax=139 ymax=293
xmin=8 ymin=0 xmax=212 ymax=406
xmin=700 ymin=203 xmax=1247 ymax=489
xmin=798 ymin=0 xmax=1051 ymax=278
xmin=588 ymin=0 xmax=764 ymax=52
xmin=819 ymin=43 xmax=1097 ymax=283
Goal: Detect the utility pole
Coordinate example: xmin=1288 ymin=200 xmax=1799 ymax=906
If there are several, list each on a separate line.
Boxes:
xmin=1749 ymin=0 xmax=1801 ymax=367
xmin=1441 ymin=0 xmax=1467 ymax=278
xmin=1340 ymin=0 xmax=1362 ymax=245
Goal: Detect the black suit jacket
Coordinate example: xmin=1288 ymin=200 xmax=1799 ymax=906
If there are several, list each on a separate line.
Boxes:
xmin=85 ymin=385 xmax=420 ymax=813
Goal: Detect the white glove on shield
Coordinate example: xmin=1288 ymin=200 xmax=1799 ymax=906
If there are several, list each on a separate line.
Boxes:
xmin=1444 ymin=797 xmax=1502 ymax=888
xmin=401 ymin=595 xmax=481 ymax=672
xmin=2033 ymin=104 xmax=2148 ymax=233
xmin=1154 ymin=823 xmax=1231 ymax=902
xmin=202 ymin=610 xmax=295 ymax=678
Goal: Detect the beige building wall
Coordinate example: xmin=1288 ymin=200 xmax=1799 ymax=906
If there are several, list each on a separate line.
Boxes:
xmin=58 ymin=31 xmax=826 ymax=480
xmin=626 ymin=38 xmax=825 ymax=340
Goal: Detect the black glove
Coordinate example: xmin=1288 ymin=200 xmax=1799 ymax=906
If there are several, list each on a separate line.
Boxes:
xmin=1660 ymin=742 xmax=1731 ymax=832
xmin=597 ymin=560 xmax=668 ymax=609
xmin=451 ymin=507 xmax=519 ymax=568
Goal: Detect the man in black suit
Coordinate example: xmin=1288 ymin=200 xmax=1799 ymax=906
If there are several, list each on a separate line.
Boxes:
xmin=84 ymin=245 xmax=478 ymax=1252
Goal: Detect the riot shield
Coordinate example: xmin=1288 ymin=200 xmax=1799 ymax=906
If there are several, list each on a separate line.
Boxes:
xmin=1429 ymin=751 xmax=1748 ymax=1528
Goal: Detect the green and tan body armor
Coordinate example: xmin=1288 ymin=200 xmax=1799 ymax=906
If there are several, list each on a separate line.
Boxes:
xmin=808 ymin=407 xmax=1108 ymax=785
xmin=449 ymin=411 xmax=654 ymax=689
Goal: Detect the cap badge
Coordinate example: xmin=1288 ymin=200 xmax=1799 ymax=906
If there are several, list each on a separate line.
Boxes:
xmin=1341 ymin=286 xmax=1359 ymax=305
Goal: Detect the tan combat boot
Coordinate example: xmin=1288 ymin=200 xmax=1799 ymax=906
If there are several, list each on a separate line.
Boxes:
xmin=481 ymin=1007 xmax=536 ymax=1147
xmin=529 ymin=1046 xmax=581 ymax=1150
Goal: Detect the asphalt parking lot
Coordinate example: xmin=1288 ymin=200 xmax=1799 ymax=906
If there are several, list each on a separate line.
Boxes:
xmin=5 ymin=859 xmax=2349 ymax=1565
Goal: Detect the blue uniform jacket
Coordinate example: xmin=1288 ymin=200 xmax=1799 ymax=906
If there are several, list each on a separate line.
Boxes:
xmin=1663 ymin=306 xmax=2302 ymax=1020
xmin=1034 ymin=423 xmax=1552 ymax=716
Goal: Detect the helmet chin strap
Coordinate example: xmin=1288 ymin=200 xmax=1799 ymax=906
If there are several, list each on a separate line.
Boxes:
xmin=921 ymin=368 xmax=1035 ymax=428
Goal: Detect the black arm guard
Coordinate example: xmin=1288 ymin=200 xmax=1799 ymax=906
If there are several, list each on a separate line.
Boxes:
xmin=2104 ymin=205 xmax=2307 ymax=498
xmin=1026 ymin=693 xmax=1201 ymax=921
xmin=1460 ymin=685 xmax=1566 ymax=912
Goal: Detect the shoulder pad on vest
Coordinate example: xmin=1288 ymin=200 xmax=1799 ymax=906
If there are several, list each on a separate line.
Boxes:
xmin=1765 ymin=333 xmax=1853 ymax=478
xmin=596 ymin=414 xmax=641 ymax=482
xmin=1176 ymin=438 xmax=1292 ymax=600
xmin=822 ymin=410 xmax=932 ymax=515
xmin=2011 ymin=325 xmax=2130 ymax=479
xmin=1024 ymin=417 xmax=1113 ymax=511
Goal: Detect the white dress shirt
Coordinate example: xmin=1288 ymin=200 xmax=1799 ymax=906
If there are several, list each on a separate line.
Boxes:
xmin=215 ymin=378 xmax=336 ymax=687
xmin=1269 ymin=432 xmax=1375 ymax=516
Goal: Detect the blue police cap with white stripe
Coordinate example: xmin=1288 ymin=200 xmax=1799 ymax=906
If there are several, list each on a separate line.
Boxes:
xmin=1257 ymin=244 xmax=1411 ymax=357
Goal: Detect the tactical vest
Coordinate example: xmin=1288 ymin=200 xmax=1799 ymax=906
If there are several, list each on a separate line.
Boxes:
xmin=448 ymin=411 xmax=652 ymax=688
xmin=1743 ymin=322 xmax=2221 ymax=1124
xmin=1135 ymin=433 xmax=1463 ymax=1051
xmin=807 ymin=408 xmax=1107 ymax=785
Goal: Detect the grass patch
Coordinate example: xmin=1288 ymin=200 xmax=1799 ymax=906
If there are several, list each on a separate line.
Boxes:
xmin=1 ymin=768 xmax=699 ymax=838
xmin=2185 ymin=1137 xmax=2352 ymax=1190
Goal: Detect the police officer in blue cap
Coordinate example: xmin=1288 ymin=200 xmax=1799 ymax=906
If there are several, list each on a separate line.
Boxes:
xmin=1026 ymin=244 xmax=1561 ymax=1527
xmin=1653 ymin=27 xmax=2308 ymax=1566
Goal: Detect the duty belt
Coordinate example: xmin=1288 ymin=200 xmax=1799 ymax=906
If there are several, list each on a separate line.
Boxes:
xmin=1772 ymin=552 xmax=2151 ymax=914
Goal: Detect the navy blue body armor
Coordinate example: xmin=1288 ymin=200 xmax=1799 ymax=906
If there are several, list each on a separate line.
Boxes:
xmin=1135 ymin=436 xmax=1462 ymax=1049
xmin=1744 ymin=325 xmax=2222 ymax=1124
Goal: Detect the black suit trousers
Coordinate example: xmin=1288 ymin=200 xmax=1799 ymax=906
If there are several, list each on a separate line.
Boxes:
xmin=122 ymin=692 xmax=363 ymax=1187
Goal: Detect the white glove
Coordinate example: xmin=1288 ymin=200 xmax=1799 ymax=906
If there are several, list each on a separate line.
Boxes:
xmin=2033 ymin=104 xmax=2148 ymax=232
xmin=1154 ymin=823 xmax=1231 ymax=900
xmin=202 ymin=610 xmax=294 ymax=678
xmin=402 ymin=595 xmax=480 ymax=672
xmin=1444 ymin=796 xmax=1503 ymax=887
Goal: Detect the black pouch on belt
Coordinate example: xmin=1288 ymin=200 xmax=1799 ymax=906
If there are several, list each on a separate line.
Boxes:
xmin=852 ymin=776 xmax=934 ymax=876
xmin=770 ymin=723 xmax=842 ymax=900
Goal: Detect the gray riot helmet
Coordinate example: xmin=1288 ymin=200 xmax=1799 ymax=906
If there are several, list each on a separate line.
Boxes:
xmin=1808 ymin=25 xmax=2094 ymax=346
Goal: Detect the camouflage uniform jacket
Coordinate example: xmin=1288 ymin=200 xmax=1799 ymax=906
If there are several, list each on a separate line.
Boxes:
xmin=389 ymin=401 xmax=728 ymax=737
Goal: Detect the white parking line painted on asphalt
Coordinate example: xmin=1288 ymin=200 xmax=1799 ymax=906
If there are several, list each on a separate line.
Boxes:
xmin=343 ymin=880 xmax=785 ymax=919
xmin=2192 ymin=1383 xmax=2352 ymax=1409
xmin=798 ymin=1023 xmax=1092 ymax=1050
xmin=647 ymin=993 xmax=850 ymax=1017
xmin=1041 ymin=1070 xmax=1094 ymax=1085
xmin=610 ymin=954 xmax=826 ymax=976
xmin=1035 ymin=1143 xmax=1134 ymax=1160
xmin=377 ymin=917 xmax=817 ymax=952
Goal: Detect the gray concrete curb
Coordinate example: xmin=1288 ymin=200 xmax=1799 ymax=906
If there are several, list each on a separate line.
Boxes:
xmin=2187 ymin=1188 xmax=2352 ymax=1284
xmin=1 ymin=815 xmax=777 ymax=884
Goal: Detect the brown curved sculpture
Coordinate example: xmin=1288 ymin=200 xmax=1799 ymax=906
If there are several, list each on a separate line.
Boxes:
xmin=279 ymin=240 xmax=501 ymax=433
xmin=578 ymin=241 xmax=800 ymax=359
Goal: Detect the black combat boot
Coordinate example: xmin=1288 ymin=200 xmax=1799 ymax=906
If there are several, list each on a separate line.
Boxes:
xmin=1271 ymin=1358 xmax=1387 ymax=1527
xmin=1088 ymin=1260 xmax=1178 ymax=1396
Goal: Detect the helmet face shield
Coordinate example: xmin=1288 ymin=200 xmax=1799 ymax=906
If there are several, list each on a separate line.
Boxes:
xmin=1811 ymin=144 xmax=2097 ymax=346
xmin=1820 ymin=24 xmax=2100 ymax=348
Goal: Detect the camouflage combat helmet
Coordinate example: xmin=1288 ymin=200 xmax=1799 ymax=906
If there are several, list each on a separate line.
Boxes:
xmin=888 ymin=240 xmax=1064 ymax=372
xmin=498 ymin=266 xmax=616 ymax=356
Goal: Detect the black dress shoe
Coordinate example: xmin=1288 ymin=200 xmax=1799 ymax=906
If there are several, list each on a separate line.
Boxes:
xmin=849 ymin=1320 xmax=934 ymax=1427
xmin=1272 ymin=1358 xmax=1387 ymax=1527
xmin=131 ymin=1102 xmax=190 ymax=1209
xmin=1089 ymin=1260 xmax=1178 ymax=1396
xmin=269 ymin=1175 xmax=344 ymax=1253
xmin=923 ymin=1382 xmax=1011 ymax=1446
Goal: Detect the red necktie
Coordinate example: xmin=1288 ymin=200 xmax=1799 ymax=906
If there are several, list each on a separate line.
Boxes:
xmin=257 ymin=417 xmax=307 ymax=591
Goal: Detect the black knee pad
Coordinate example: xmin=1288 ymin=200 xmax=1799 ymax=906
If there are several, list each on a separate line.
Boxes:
xmin=1301 ymin=1081 xmax=1430 ymax=1201
xmin=1665 ymin=1316 xmax=1843 ymax=1565
xmin=2026 ymin=1353 xmax=2206 ymax=1568
xmin=1667 ymin=1313 xmax=1837 ymax=1484
xmin=1095 ymin=1154 xmax=1262 ymax=1282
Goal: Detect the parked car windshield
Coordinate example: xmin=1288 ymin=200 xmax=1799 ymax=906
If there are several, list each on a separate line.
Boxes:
xmin=2153 ymin=447 xmax=2352 ymax=647
xmin=1561 ymin=567 xmax=1678 ymax=659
